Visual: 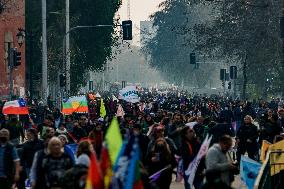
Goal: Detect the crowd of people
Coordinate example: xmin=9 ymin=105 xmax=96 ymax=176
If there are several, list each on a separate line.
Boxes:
xmin=0 ymin=90 xmax=284 ymax=189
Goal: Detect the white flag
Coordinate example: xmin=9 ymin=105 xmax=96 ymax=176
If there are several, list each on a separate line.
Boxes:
xmin=185 ymin=134 xmax=212 ymax=187
xmin=119 ymin=86 xmax=140 ymax=103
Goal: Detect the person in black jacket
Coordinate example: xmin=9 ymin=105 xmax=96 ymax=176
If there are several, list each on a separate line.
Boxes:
xmin=72 ymin=121 xmax=87 ymax=141
xmin=21 ymin=128 xmax=44 ymax=176
xmin=0 ymin=129 xmax=21 ymax=189
xmin=236 ymin=115 xmax=259 ymax=162
xmin=180 ymin=126 xmax=204 ymax=189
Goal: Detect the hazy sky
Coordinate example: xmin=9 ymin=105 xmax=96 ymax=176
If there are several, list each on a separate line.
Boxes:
xmin=118 ymin=0 xmax=164 ymax=44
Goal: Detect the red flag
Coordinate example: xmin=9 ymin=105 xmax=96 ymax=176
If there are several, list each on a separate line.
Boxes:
xmin=85 ymin=153 xmax=103 ymax=189
xmin=100 ymin=146 xmax=113 ymax=189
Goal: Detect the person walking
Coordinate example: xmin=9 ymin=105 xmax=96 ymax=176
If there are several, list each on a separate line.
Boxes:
xmin=236 ymin=115 xmax=259 ymax=162
xmin=0 ymin=129 xmax=21 ymax=189
xmin=205 ymin=135 xmax=238 ymax=187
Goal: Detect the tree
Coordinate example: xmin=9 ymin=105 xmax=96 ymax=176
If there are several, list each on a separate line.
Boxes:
xmin=142 ymin=0 xmax=216 ymax=88
xmin=192 ymin=0 xmax=282 ymax=99
xmin=26 ymin=0 xmax=122 ymax=96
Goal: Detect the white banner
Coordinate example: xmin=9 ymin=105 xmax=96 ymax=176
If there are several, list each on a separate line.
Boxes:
xmin=119 ymin=86 xmax=140 ymax=103
xmin=185 ymin=134 xmax=212 ymax=187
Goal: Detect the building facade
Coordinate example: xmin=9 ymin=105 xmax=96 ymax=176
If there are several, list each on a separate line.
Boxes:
xmin=0 ymin=0 xmax=25 ymax=100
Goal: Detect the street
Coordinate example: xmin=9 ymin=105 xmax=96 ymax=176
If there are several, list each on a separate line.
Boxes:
xmin=171 ymin=175 xmax=245 ymax=189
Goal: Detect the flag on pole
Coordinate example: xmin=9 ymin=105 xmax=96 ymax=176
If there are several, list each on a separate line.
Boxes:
xmin=2 ymin=98 xmax=29 ymax=115
xmin=149 ymin=166 xmax=170 ymax=182
xmin=260 ymin=140 xmax=271 ymax=163
xmin=100 ymin=98 xmax=106 ymax=118
xmin=85 ymin=153 xmax=103 ymax=189
xmin=105 ymin=117 xmax=123 ymax=165
xmin=62 ymin=95 xmax=88 ymax=115
xmin=240 ymin=156 xmax=261 ymax=189
xmin=100 ymin=146 xmax=113 ymax=189
xmin=269 ymin=139 xmax=284 ymax=176
xmin=112 ymin=137 xmax=143 ymax=189
xmin=185 ymin=134 xmax=212 ymax=187
xmin=119 ymin=86 xmax=140 ymax=103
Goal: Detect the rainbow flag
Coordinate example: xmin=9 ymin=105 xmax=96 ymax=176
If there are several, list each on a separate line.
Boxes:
xmin=2 ymin=98 xmax=29 ymax=115
xmin=85 ymin=153 xmax=103 ymax=189
xmin=62 ymin=95 xmax=88 ymax=115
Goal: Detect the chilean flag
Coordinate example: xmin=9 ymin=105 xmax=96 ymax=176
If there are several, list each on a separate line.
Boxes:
xmin=2 ymin=99 xmax=29 ymax=115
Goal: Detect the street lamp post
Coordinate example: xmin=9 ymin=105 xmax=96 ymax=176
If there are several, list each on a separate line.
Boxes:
xmin=16 ymin=28 xmax=35 ymax=101
xmin=62 ymin=25 xmax=113 ymax=94
xmin=42 ymin=0 xmax=48 ymax=103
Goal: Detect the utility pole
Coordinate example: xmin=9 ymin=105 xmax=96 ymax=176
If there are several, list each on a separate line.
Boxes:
xmin=42 ymin=0 xmax=48 ymax=103
xmin=8 ymin=48 xmax=14 ymax=100
xmin=242 ymin=53 xmax=248 ymax=100
xmin=66 ymin=0 xmax=70 ymax=94
xmin=281 ymin=1 xmax=284 ymax=96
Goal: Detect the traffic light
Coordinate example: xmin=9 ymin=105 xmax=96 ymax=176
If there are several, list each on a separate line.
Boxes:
xmin=59 ymin=73 xmax=66 ymax=87
xmin=228 ymin=82 xmax=232 ymax=90
xmin=230 ymin=66 xmax=237 ymax=79
xmin=225 ymin=73 xmax=229 ymax=81
xmin=222 ymin=81 xmax=225 ymax=88
xmin=122 ymin=20 xmax=132 ymax=40
xmin=13 ymin=49 xmax=21 ymax=66
xmin=190 ymin=53 xmax=196 ymax=64
xmin=8 ymin=48 xmax=15 ymax=67
xmin=220 ymin=69 xmax=226 ymax=81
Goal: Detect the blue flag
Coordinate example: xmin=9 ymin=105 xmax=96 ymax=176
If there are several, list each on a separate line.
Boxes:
xmin=65 ymin=143 xmax=78 ymax=162
xmin=240 ymin=156 xmax=261 ymax=189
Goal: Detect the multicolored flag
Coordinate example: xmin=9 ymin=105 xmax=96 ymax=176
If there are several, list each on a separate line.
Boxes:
xmin=2 ymin=98 xmax=29 ymax=115
xmin=105 ymin=117 xmax=123 ymax=165
xmin=112 ymin=137 xmax=143 ymax=189
xmin=85 ymin=153 xmax=103 ymax=189
xmin=62 ymin=95 xmax=88 ymax=115
xmin=100 ymin=98 xmax=106 ymax=118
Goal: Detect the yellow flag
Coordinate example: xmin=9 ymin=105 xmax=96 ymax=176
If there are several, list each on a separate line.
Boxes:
xmin=260 ymin=140 xmax=271 ymax=163
xmin=100 ymin=98 xmax=106 ymax=118
xmin=105 ymin=117 xmax=123 ymax=165
xmin=269 ymin=139 xmax=284 ymax=176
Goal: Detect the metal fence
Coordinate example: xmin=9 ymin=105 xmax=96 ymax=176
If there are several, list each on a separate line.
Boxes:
xmin=254 ymin=150 xmax=284 ymax=189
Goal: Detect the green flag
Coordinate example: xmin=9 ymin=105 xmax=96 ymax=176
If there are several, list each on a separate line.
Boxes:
xmin=105 ymin=117 xmax=123 ymax=165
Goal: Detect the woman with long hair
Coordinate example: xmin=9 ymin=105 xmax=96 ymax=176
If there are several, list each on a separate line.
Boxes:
xmin=147 ymin=137 xmax=176 ymax=189
xmin=180 ymin=126 xmax=204 ymax=189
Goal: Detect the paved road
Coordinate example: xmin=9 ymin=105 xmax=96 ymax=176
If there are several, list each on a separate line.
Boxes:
xmin=170 ymin=175 xmax=245 ymax=189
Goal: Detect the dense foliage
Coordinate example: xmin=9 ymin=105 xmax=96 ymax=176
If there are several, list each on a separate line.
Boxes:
xmin=143 ymin=0 xmax=283 ymax=99
xmin=26 ymin=0 xmax=122 ymax=96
